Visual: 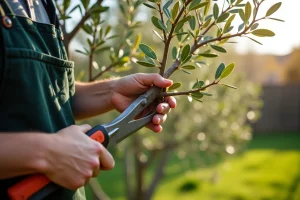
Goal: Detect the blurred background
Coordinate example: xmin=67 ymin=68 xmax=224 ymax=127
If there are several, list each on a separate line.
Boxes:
xmin=63 ymin=0 xmax=300 ymax=199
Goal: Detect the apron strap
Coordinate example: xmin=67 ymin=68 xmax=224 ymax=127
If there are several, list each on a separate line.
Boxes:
xmin=0 ymin=0 xmax=15 ymax=16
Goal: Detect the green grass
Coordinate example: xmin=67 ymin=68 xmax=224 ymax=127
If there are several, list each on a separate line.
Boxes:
xmin=86 ymin=134 xmax=300 ymax=200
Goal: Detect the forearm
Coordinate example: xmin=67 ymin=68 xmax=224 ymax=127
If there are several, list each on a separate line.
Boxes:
xmin=73 ymin=79 xmax=118 ymax=120
xmin=0 ymin=133 xmax=50 ymax=179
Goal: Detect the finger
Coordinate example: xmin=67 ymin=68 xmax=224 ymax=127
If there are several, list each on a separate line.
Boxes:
xmin=135 ymin=73 xmax=173 ymax=88
xmin=78 ymin=124 xmax=92 ymax=133
xmin=152 ymin=114 xmax=167 ymax=125
xmin=165 ymin=96 xmax=177 ymax=108
xmin=99 ymin=148 xmax=115 ymax=170
xmin=92 ymin=167 xmax=100 ymax=177
xmin=145 ymin=123 xmax=163 ymax=133
xmin=156 ymin=103 xmax=171 ymax=114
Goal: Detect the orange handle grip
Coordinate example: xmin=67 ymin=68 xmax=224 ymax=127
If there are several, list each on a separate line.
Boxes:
xmin=8 ymin=127 xmax=109 ymax=200
xmin=8 ymin=175 xmax=50 ymax=200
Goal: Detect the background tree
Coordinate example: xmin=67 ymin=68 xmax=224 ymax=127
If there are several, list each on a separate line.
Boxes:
xmin=55 ymin=0 xmax=282 ymax=199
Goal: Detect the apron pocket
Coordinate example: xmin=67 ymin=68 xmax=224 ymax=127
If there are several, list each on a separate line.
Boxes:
xmin=0 ymin=48 xmax=75 ymax=133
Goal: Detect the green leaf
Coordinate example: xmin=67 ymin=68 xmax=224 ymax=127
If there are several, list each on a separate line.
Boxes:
xmin=210 ymin=45 xmax=227 ymax=53
xmin=251 ymin=29 xmax=275 ymax=37
xmin=181 ymin=69 xmax=191 ymax=74
xmin=238 ymin=23 xmax=244 ymax=32
xmin=246 ymin=36 xmax=263 ymax=45
xmin=163 ymin=0 xmax=173 ymax=19
xmin=239 ymin=9 xmax=245 ymax=23
xmin=189 ymin=0 xmax=201 ymax=10
xmin=220 ymin=63 xmax=235 ymax=79
xmin=136 ymin=61 xmax=157 ymax=67
xmin=250 ymin=23 xmax=259 ymax=30
xmin=220 ymin=83 xmax=238 ymax=89
xmin=268 ymin=18 xmax=285 ymax=22
xmin=200 ymin=92 xmax=212 ymax=96
xmin=192 ymin=80 xmax=205 ymax=89
xmin=152 ymin=30 xmax=163 ymax=41
xmin=143 ymin=3 xmax=156 ymax=10
xmin=215 ymin=63 xmax=225 ymax=79
xmin=266 ymin=2 xmax=282 ymax=17
xmin=168 ymin=82 xmax=181 ymax=91
xmin=192 ymin=97 xmax=203 ymax=103
xmin=82 ymin=24 xmax=93 ymax=34
xmin=75 ymin=49 xmax=89 ymax=55
xmin=63 ymin=0 xmax=71 ymax=11
xmin=182 ymin=55 xmax=192 ymax=65
xmin=151 ymin=16 xmax=167 ymax=31
xmin=245 ymin=2 xmax=252 ymax=24
xmin=202 ymin=18 xmax=212 ymax=28
xmin=175 ymin=16 xmax=192 ymax=32
xmin=213 ymin=3 xmax=219 ymax=19
xmin=182 ymin=65 xmax=196 ymax=70
xmin=204 ymin=0 xmax=211 ymax=16
xmin=189 ymin=2 xmax=208 ymax=11
xmin=81 ymin=0 xmax=90 ymax=9
xmin=181 ymin=44 xmax=190 ymax=62
xmin=145 ymin=56 xmax=155 ymax=65
xmin=191 ymin=92 xmax=204 ymax=99
xmin=217 ymin=13 xmax=230 ymax=23
xmin=172 ymin=47 xmax=177 ymax=59
xmin=105 ymin=25 xmax=111 ymax=36
xmin=189 ymin=16 xmax=196 ymax=30
xmin=139 ymin=44 xmax=157 ymax=59
xmin=172 ymin=2 xmax=179 ymax=21
xmin=198 ymin=53 xmax=218 ymax=58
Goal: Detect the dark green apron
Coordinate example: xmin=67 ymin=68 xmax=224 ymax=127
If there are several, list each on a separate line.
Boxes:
xmin=0 ymin=0 xmax=80 ymax=199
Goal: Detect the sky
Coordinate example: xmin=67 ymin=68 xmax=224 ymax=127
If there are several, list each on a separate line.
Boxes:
xmin=233 ymin=0 xmax=300 ymax=55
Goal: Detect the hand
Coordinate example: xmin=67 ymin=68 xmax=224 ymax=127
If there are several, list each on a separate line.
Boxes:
xmin=42 ymin=124 xmax=114 ymax=190
xmin=111 ymin=73 xmax=177 ymax=132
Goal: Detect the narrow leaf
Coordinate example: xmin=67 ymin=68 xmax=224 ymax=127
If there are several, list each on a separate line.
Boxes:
xmin=220 ymin=63 xmax=235 ymax=79
xmin=213 ymin=3 xmax=219 ymax=19
xmin=139 ymin=44 xmax=157 ymax=59
xmin=251 ymin=29 xmax=275 ymax=37
xmin=215 ymin=63 xmax=225 ymax=79
xmin=168 ymin=82 xmax=181 ymax=91
xmin=143 ymin=3 xmax=156 ymax=10
xmin=266 ymin=2 xmax=282 ymax=17
xmin=246 ymin=36 xmax=263 ymax=45
xmin=136 ymin=61 xmax=157 ymax=67
xmin=211 ymin=45 xmax=227 ymax=53
xmin=245 ymin=2 xmax=251 ymax=23
xmin=192 ymin=80 xmax=205 ymax=89
xmin=220 ymin=83 xmax=238 ymax=89
xmin=182 ymin=65 xmax=196 ymax=70
xmin=172 ymin=47 xmax=177 ymax=59
xmin=181 ymin=44 xmax=190 ymax=62
xmin=198 ymin=53 xmax=218 ymax=58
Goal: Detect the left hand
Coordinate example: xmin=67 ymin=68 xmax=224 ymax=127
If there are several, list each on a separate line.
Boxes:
xmin=111 ymin=73 xmax=176 ymax=132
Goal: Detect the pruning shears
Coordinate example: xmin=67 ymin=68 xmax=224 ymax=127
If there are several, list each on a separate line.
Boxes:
xmin=8 ymin=87 xmax=161 ymax=200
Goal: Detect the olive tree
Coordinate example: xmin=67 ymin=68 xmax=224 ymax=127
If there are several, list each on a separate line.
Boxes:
xmin=55 ymin=0 xmax=283 ymax=199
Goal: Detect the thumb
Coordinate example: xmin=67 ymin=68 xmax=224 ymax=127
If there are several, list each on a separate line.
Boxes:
xmin=78 ymin=124 xmax=92 ymax=133
xmin=137 ymin=73 xmax=173 ymax=88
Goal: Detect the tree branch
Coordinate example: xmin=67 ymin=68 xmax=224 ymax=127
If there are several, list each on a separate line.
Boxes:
xmin=162 ymin=81 xmax=218 ymax=97
xmin=65 ymin=0 xmax=104 ymax=43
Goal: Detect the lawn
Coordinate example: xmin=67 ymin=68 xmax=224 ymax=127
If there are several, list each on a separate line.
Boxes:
xmin=86 ymin=134 xmax=300 ymax=200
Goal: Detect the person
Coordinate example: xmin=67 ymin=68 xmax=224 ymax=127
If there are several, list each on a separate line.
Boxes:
xmin=0 ymin=0 xmax=176 ymax=199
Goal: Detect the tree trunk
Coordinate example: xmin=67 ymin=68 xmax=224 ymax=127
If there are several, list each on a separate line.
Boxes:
xmin=124 ymin=146 xmax=134 ymax=200
xmin=134 ymin=135 xmax=145 ymax=200
xmin=144 ymin=150 xmax=170 ymax=200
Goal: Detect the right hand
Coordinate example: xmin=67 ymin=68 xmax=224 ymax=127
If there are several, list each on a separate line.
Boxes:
xmin=41 ymin=124 xmax=114 ymax=190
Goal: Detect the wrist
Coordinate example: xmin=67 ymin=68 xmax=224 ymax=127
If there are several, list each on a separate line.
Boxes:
xmin=28 ymin=133 xmax=53 ymax=174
